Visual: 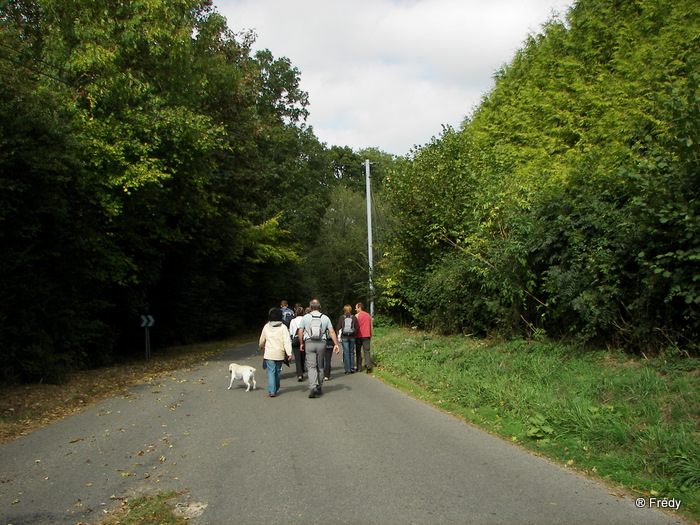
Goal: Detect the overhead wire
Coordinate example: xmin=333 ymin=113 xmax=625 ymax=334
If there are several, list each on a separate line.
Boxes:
xmin=0 ymin=40 xmax=85 ymax=91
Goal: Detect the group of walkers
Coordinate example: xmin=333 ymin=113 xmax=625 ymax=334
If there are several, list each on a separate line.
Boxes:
xmin=258 ymin=299 xmax=373 ymax=398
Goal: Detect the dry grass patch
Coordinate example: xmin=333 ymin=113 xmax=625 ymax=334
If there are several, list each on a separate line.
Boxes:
xmin=0 ymin=336 xmax=253 ymax=445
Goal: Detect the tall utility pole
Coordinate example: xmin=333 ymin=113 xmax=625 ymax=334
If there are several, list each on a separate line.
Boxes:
xmin=365 ymin=159 xmax=374 ymax=317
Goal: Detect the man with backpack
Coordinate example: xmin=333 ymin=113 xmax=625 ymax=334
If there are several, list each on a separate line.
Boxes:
xmin=280 ymin=300 xmax=294 ymax=327
xmin=297 ymin=299 xmax=339 ymax=398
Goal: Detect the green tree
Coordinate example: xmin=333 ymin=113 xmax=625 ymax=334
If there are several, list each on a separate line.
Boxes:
xmin=0 ymin=0 xmax=319 ymax=381
xmin=303 ymin=187 xmax=371 ymax=313
xmin=0 ymin=24 xmax=113 ymax=381
xmin=380 ymin=0 xmax=700 ymax=352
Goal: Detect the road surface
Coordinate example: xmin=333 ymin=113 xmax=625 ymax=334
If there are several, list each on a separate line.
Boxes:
xmin=0 ymin=341 xmax=688 ymax=524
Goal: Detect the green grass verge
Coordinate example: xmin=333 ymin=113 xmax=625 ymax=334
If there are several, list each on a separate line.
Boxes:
xmin=372 ymin=326 xmax=700 ymax=523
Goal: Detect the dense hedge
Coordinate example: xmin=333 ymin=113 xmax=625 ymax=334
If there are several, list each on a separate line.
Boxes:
xmin=380 ymin=0 xmax=700 ymax=354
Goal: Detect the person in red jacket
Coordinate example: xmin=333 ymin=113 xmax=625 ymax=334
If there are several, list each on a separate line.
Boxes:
xmin=354 ymin=302 xmax=373 ymax=373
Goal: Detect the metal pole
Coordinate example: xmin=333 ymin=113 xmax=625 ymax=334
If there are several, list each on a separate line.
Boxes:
xmin=365 ymin=159 xmax=374 ymax=317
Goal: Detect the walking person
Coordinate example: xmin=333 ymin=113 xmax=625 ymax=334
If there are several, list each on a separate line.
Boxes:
xmin=288 ymin=305 xmax=305 ymax=382
xmin=337 ymin=305 xmax=359 ymax=374
xmin=259 ymin=307 xmax=293 ymax=397
xmin=323 ymin=333 xmax=334 ymax=381
xmin=298 ymin=299 xmax=339 ymax=398
xmin=280 ymin=300 xmax=294 ymax=327
xmin=355 ymin=302 xmax=373 ymax=373
xmin=322 ymin=306 xmax=336 ymax=380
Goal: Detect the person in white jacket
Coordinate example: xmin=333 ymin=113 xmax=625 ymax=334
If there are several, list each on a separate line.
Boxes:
xmin=259 ymin=308 xmax=293 ymax=397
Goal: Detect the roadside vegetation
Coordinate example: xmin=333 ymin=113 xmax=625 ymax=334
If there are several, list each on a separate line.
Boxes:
xmin=372 ymin=326 xmax=700 ymax=523
xmin=1 ymin=0 xmax=386 ymax=385
xmin=379 ymin=0 xmax=700 ymax=355
xmin=3 ymin=0 xmax=698 ymax=387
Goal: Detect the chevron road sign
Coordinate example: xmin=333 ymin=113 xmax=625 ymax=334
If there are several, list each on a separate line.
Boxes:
xmin=140 ymin=315 xmax=154 ymax=360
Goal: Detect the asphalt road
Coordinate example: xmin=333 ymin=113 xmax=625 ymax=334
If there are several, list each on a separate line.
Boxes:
xmin=0 ymin=341 xmax=688 ymax=525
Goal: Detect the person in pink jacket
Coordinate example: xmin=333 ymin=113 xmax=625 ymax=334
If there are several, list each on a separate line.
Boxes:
xmin=354 ymin=303 xmax=373 ymax=373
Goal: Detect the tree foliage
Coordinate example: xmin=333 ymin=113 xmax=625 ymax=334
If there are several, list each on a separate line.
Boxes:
xmin=0 ymin=0 xmax=337 ymax=382
xmin=381 ymin=0 xmax=700 ymax=354
xmin=299 ymin=147 xmax=394 ymax=319
xmin=6 ymin=0 xmax=697 ymax=385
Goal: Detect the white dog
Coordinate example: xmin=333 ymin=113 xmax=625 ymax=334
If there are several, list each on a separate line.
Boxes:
xmin=228 ymin=363 xmax=257 ymax=392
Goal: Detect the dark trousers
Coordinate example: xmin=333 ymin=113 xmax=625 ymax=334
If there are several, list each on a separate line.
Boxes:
xmin=356 ymin=337 xmax=371 ymax=369
xmin=292 ymin=342 xmax=304 ymax=377
xmin=323 ymin=343 xmax=333 ymax=378
xmin=355 ymin=338 xmax=364 ymax=370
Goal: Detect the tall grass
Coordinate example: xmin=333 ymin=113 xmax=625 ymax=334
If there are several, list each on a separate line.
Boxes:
xmin=372 ymin=327 xmax=700 ymax=522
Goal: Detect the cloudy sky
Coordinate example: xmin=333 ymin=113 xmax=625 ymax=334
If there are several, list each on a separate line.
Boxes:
xmin=215 ymin=0 xmax=576 ymax=157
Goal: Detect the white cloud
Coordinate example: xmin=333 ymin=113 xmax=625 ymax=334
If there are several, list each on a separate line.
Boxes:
xmin=215 ymin=0 xmax=576 ymax=156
